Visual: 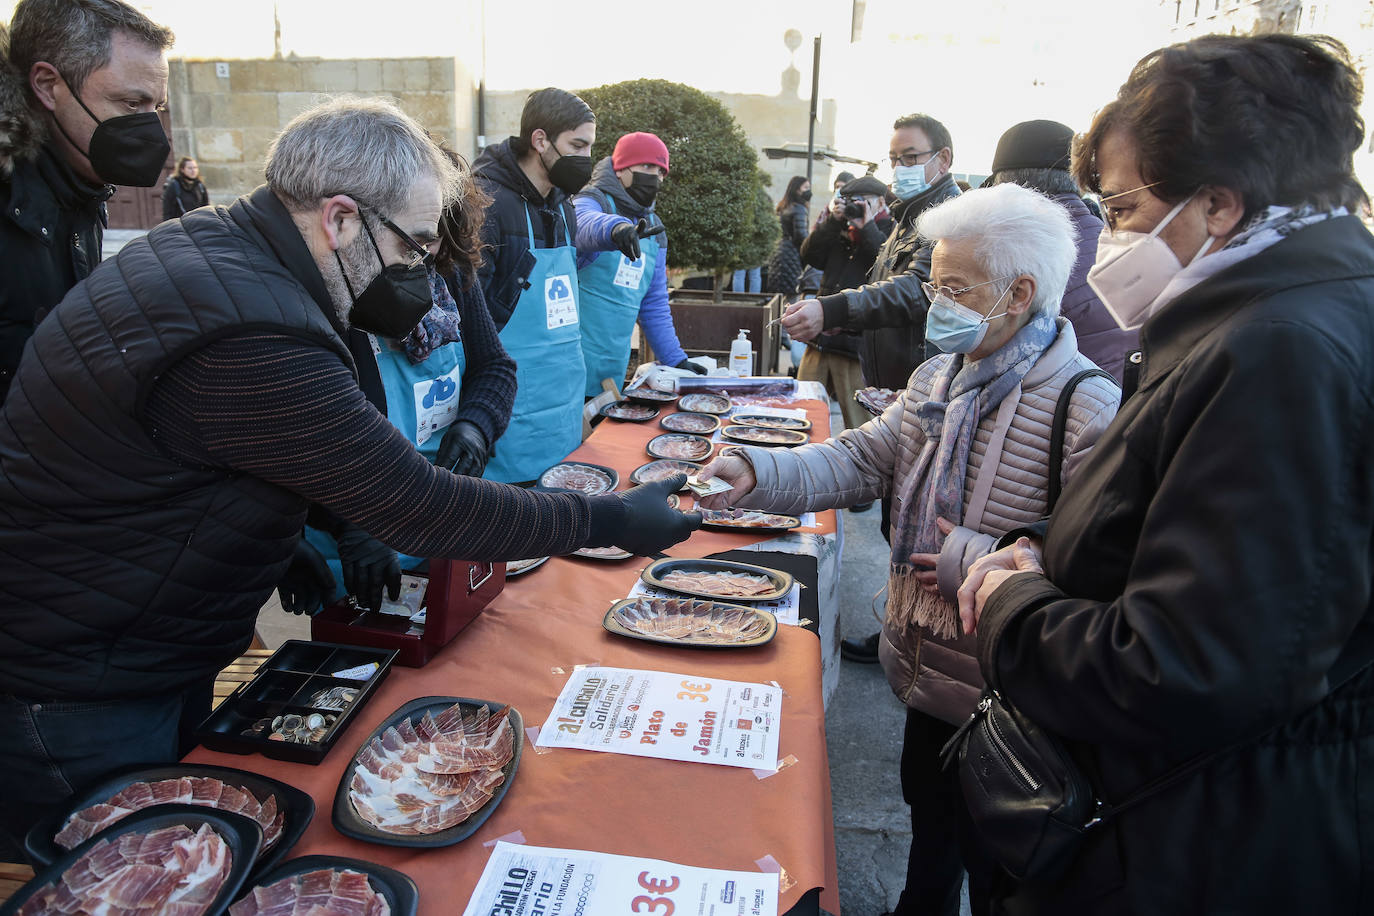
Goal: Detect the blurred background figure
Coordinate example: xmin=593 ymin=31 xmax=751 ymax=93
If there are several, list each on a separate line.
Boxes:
xmin=161 ymin=155 xmax=209 ymax=220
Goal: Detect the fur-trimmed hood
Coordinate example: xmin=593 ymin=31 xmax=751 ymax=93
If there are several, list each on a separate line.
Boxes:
xmin=0 ymin=25 xmax=47 ymax=177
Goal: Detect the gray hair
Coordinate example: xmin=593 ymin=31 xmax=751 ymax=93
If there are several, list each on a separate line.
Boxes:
xmin=917 ymin=183 xmax=1077 ymax=319
xmin=992 ymin=167 xmax=1080 ymax=197
xmin=8 ymin=0 xmax=174 ymax=95
xmin=266 ymin=96 xmax=463 ymax=216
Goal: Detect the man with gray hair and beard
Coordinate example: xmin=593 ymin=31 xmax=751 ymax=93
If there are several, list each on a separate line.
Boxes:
xmin=0 ymin=96 xmax=697 ymax=859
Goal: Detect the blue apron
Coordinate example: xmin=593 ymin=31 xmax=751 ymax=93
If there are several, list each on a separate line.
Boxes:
xmin=576 ymin=198 xmax=660 ymax=398
xmin=305 ymin=337 xmax=467 ymax=595
xmin=483 ymin=207 xmax=586 ymax=483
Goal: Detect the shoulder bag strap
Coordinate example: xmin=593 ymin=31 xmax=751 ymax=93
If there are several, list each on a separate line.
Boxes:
xmin=1047 ymin=367 xmax=1116 ymax=512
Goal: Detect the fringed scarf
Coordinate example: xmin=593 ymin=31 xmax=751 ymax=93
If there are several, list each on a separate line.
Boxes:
xmin=889 ymin=312 xmax=1059 ymax=638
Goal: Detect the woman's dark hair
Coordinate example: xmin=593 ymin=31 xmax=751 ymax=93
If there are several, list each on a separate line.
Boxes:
xmin=176 ymin=156 xmax=195 ymax=174
xmin=1072 ymin=34 xmax=1368 ymax=220
xmin=776 ymin=175 xmax=809 ymax=214
xmin=434 ymin=144 xmax=492 ymax=286
xmin=513 ymin=87 xmax=595 ymax=156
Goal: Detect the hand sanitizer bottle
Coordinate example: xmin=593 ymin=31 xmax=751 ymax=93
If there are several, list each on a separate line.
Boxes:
xmin=730 ymin=329 xmax=752 ymax=377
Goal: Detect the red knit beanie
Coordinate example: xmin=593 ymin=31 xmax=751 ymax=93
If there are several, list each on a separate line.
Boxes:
xmin=612 ymin=132 xmax=670 ymax=174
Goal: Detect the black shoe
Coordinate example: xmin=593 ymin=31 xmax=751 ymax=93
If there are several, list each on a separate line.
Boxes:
xmin=850 ymin=500 xmax=874 ymax=513
xmin=840 ymin=632 xmax=880 ymax=663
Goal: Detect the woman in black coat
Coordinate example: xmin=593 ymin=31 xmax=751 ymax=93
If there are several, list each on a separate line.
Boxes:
xmin=161 ymin=156 xmax=209 ymax=220
xmin=959 ymin=34 xmax=1374 ymax=915
xmin=765 ymin=175 xmax=810 ymax=296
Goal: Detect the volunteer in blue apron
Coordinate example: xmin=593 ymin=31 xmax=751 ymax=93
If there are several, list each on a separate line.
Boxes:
xmin=471 ymin=87 xmax=598 ymax=483
xmin=574 ymin=132 xmax=705 ymax=396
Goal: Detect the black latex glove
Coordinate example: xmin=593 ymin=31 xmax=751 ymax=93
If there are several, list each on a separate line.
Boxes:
xmin=436 ymin=419 xmax=489 ymax=476
xmin=675 ymin=358 xmax=708 ymax=375
xmin=336 ymin=523 xmax=401 ymax=612
xmin=277 ymin=538 xmax=336 ymax=616
xmin=613 ymin=474 xmax=703 ymax=556
xmin=610 ymin=221 xmax=642 ymax=261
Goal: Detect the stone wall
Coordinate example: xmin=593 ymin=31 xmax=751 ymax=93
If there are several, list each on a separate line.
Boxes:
xmin=168 ymin=56 xmax=476 ymax=202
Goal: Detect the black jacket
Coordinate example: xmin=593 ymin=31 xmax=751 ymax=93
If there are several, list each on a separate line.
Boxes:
xmin=0 ymin=188 xmax=354 ymax=700
xmin=978 ymin=215 xmax=1374 ymax=914
xmin=799 ymin=212 xmax=893 ymax=358
xmin=161 ymin=175 xmax=209 ymax=220
xmin=472 ymin=138 xmax=577 ymax=331
xmin=817 ymin=174 xmax=960 ymax=389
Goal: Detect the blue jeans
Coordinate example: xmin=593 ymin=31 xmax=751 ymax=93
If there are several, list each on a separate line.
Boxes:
xmin=0 ymin=681 xmax=211 ymax=861
xmin=732 ymin=267 xmax=761 ymax=293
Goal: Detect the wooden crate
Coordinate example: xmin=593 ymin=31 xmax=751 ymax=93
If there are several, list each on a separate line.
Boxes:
xmin=640 ymin=291 xmax=784 ymax=376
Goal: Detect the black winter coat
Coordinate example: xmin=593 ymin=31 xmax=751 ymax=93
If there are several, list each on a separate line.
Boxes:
xmin=161 ymin=175 xmax=209 ymax=220
xmin=472 ymin=138 xmax=577 ymax=331
xmin=799 ymin=213 xmax=893 ymax=357
xmin=978 ymin=215 xmax=1374 ymax=914
xmin=817 ymin=174 xmax=960 ymax=389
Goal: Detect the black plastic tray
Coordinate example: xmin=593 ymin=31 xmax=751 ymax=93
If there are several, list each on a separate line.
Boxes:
xmin=641 ymin=557 xmax=794 ymax=602
xmin=230 ymin=854 xmax=419 ymax=916
xmin=645 ymin=433 xmax=714 ymax=463
xmin=677 ymin=392 xmax=732 ymax=414
xmin=731 ymin=413 xmax=812 ymax=431
xmin=571 ymin=545 xmax=635 ymax=561
xmin=623 ymin=386 xmax=679 ymax=404
xmin=537 ymin=461 xmax=620 ymax=494
xmin=194 ymin=640 xmax=396 ymax=765
xmin=604 ymin=597 xmax=777 ymax=649
xmin=505 ymin=556 xmax=549 ymax=577
xmin=700 ymin=508 xmax=802 ymax=533
xmin=658 ymin=411 xmax=721 ymax=435
xmin=599 ymin=400 xmax=660 ymax=423
xmin=1 ymin=805 xmax=261 ymax=916
xmin=628 ymin=459 xmax=701 ymax=491
xmin=721 ymin=425 xmax=810 ymax=447
xmin=333 ymin=697 xmax=523 ymax=848
xmin=24 ymin=762 xmax=313 ymax=880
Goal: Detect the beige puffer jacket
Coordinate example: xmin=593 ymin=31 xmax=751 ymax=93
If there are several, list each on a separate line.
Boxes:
xmin=730 ymin=319 xmax=1120 ymax=724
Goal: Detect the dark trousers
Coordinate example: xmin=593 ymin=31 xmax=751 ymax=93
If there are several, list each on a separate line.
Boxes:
xmin=894 ymin=708 xmax=996 ymax=916
xmin=0 ymin=679 xmax=213 ymax=861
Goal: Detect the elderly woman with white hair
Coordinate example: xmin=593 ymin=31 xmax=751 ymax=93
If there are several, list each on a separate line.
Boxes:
xmin=700 ymin=182 xmax=1120 ymax=916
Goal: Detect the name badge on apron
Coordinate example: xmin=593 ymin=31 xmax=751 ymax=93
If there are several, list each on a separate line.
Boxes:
xmin=545 ymin=273 xmax=578 ymax=329
xmin=613 ymin=254 xmax=646 ymax=289
xmin=413 ymin=369 xmax=461 ymax=446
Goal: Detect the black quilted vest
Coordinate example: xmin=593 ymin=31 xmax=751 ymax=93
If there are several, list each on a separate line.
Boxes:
xmin=0 ymin=187 xmax=354 ymax=700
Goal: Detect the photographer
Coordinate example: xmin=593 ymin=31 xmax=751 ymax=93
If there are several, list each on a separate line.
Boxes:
xmin=798 ymin=174 xmax=892 ymax=433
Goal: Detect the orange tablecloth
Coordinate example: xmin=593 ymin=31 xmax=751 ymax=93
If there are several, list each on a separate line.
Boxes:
xmin=190 ymin=396 xmax=841 ymax=915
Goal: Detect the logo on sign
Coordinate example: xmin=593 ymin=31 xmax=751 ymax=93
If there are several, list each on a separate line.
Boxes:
xmin=547 ymin=276 xmax=572 ymax=302
xmin=721 ymin=880 xmax=737 ymax=904
xmin=423 ymin=376 xmax=457 ymax=408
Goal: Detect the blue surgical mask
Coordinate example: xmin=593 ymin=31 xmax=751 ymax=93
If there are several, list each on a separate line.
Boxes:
xmin=892 ymin=157 xmax=939 ymax=200
xmin=924 ymin=284 xmax=1012 ymax=354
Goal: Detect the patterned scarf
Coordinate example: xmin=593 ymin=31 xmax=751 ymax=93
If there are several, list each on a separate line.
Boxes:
xmin=403 ymin=270 xmax=464 ymax=364
xmin=889 ymin=311 xmax=1059 ymax=638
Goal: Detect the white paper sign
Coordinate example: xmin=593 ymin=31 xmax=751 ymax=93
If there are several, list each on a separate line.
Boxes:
xmin=729 ymin=405 xmax=807 ymax=421
xmin=412 ymin=370 xmax=461 ymax=446
xmin=460 ymin=841 xmax=779 ymax=916
xmin=536 ymin=666 xmax=782 ymax=770
xmin=625 ymin=580 xmax=801 ymax=627
xmin=545 ymin=274 xmax=578 ymax=329
xmin=613 ymin=253 xmax=646 ymax=289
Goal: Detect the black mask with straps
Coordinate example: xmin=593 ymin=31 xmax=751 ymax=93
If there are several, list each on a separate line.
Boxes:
xmin=52 ymin=74 xmax=171 ymax=187
xmin=336 ymin=214 xmax=434 ymax=339
xmin=543 ymin=144 xmax=593 ymax=195
xmin=626 ymin=172 xmax=662 ymax=208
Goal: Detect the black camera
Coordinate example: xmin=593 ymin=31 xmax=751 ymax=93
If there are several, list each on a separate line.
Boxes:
xmin=842 ymin=198 xmax=865 ymax=219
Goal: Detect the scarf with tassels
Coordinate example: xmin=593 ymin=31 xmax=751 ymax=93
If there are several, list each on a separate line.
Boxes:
xmin=403 ymin=270 xmax=464 ymax=363
xmin=888 ymin=311 xmax=1059 ymax=638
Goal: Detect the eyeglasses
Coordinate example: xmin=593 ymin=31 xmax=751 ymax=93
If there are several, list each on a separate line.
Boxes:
xmin=921 ymin=275 xmax=1014 ymax=303
xmin=1098 ymin=181 xmax=1161 ymax=232
xmin=377 ymin=214 xmax=436 ymax=270
xmin=889 ymin=149 xmax=940 ymax=168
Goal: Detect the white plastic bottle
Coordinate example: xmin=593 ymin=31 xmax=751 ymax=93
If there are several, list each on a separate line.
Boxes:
xmin=729 ymin=329 xmax=752 ymax=377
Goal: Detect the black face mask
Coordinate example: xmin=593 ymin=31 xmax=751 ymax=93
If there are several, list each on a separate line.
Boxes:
xmin=338 ymin=218 xmax=434 ymax=339
xmin=55 ymin=75 xmax=171 ymax=187
xmin=626 ymin=172 xmax=662 ymax=208
xmin=799 ymin=189 xmax=813 ymax=203
xmin=545 ymin=146 xmax=593 ymax=195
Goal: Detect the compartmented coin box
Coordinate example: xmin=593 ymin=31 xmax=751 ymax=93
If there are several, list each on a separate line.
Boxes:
xmin=194 ymin=640 xmax=396 ymax=764
xmin=311 ymin=559 xmax=506 ymax=667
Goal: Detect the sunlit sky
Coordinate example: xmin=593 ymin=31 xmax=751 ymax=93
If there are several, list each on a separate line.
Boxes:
xmin=3 ymin=0 xmax=1334 ymax=174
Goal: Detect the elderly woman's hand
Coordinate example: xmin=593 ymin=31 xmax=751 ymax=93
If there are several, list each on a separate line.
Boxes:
xmin=696 ymin=454 xmax=756 ymax=509
xmin=957 ymin=537 xmax=1044 ymax=635
xmin=909 ymin=516 xmax=956 ymax=595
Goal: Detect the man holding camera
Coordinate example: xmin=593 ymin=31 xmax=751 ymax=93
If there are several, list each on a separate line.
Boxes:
xmin=797 ymin=174 xmax=892 ymax=432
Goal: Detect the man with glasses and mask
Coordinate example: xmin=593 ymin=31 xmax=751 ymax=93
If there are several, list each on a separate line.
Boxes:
xmin=0 ymin=0 xmax=174 ymax=402
xmin=0 ymin=96 xmax=699 ymax=860
xmin=781 ymin=113 xmax=961 ymax=665
xmin=473 ymin=87 xmax=596 ymax=483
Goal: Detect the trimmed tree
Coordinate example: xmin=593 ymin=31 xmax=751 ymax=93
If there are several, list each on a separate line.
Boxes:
xmin=578 ymin=78 xmax=771 ymax=301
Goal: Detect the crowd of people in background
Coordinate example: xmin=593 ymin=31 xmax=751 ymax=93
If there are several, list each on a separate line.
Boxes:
xmin=0 ymin=2 xmax=1372 ymax=915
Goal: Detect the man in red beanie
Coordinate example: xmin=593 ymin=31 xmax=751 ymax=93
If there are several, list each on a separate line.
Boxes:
xmin=573 ymin=131 xmax=704 ymax=396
